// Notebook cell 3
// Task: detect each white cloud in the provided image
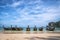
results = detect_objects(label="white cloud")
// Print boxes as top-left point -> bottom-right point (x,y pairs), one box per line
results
1,0 -> 60,27
10,1 -> 23,8
13,5 -> 60,26
0,12 -> 10,19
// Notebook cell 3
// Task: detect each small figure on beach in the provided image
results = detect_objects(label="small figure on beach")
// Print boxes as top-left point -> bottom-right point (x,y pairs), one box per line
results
11,25 -> 23,31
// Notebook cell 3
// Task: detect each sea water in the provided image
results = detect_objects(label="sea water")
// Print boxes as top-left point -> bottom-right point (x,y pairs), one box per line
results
0,26 -> 3,32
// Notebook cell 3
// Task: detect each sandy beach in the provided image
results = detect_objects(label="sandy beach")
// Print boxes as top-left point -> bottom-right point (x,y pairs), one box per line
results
0,31 -> 60,40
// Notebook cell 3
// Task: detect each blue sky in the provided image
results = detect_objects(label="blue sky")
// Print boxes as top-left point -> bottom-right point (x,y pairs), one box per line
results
0,0 -> 60,27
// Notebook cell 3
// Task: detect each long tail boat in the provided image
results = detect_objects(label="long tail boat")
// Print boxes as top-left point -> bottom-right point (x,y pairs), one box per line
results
33,25 -> 37,31
11,25 -> 23,31
3,25 -> 11,30
17,27 -> 23,31
46,26 -> 55,31
26,25 -> 30,31
3,25 -> 23,31
39,27 -> 43,31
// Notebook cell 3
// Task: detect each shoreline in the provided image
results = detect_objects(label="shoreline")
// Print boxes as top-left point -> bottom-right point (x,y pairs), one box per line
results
0,31 -> 60,34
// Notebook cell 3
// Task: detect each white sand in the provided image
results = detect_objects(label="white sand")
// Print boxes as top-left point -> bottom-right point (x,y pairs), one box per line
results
0,31 -> 60,40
